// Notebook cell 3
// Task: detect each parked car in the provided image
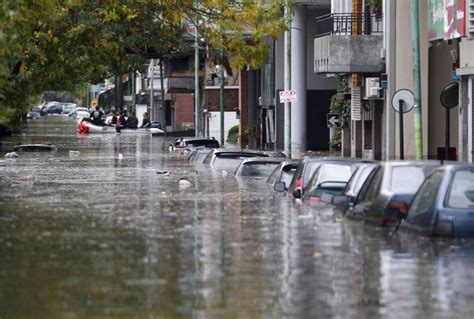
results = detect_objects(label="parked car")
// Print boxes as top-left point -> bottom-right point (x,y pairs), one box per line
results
285,157 -> 372,199
75,107 -> 90,121
235,157 -> 285,178
203,149 -> 269,171
329,163 -> 378,207
169,137 -> 220,152
26,107 -> 42,119
285,157 -> 326,198
62,103 -> 77,115
268,159 -> 301,191
348,161 -> 443,227
303,159 -> 370,203
398,164 -> 474,238
188,148 -> 213,163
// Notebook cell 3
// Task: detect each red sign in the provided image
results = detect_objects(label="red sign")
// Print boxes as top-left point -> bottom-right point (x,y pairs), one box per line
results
444,0 -> 466,40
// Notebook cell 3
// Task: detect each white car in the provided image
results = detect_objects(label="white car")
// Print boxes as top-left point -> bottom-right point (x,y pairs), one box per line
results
76,110 -> 90,121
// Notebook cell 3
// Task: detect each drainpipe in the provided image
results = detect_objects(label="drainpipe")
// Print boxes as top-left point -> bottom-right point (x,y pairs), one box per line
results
149,60 -> 154,121
411,0 -> 423,159
284,6 -> 292,158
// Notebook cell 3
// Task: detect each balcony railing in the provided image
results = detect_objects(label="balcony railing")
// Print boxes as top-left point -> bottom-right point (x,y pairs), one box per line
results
315,13 -> 383,38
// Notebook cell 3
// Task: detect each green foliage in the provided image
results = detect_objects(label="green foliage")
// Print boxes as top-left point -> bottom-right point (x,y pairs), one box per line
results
329,75 -> 351,151
227,124 -> 239,144
0,0 -> 289,134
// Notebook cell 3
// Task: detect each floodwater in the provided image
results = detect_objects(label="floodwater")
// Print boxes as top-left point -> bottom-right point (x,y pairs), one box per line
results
1,117 -> 474,318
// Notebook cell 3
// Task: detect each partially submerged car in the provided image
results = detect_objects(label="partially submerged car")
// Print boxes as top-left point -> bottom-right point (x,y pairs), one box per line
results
302,159 -> 369,203
203,149 -> 269,171
169,137 -> 220,152
268,159 -> 301,191
398,164 -> 474,238
188,148 -> 213,164
235,157 -> 285,178
329,163 -> 378,207
348,161 -> 442,227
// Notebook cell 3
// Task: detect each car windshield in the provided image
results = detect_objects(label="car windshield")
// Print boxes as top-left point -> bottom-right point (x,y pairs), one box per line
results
390,166 -> 426,193
447,170 -> 474,209
305,163 -> 355,197
213,156 -> 245,170
239,162 -> 280,177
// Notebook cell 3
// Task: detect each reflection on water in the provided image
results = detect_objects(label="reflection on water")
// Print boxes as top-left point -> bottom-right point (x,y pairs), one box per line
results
1,117 -> 474,318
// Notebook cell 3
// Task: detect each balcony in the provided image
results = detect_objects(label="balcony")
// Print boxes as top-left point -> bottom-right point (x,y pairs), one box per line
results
314,13 -> 384,74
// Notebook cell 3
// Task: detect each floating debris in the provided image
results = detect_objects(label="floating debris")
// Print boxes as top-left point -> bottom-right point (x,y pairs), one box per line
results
5,152 -> 19,159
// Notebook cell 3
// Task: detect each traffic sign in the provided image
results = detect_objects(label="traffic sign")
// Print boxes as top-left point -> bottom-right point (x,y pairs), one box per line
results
327,113 -> 340,128
279,90 -> 297,103
91,99 -> 98,107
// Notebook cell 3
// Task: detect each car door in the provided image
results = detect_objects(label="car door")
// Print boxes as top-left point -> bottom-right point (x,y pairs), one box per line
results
403,170 -> 445,234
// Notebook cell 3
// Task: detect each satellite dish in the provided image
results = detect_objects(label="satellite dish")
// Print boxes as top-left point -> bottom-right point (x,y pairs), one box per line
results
391,89 -> 415,113
440,82 -> 459,109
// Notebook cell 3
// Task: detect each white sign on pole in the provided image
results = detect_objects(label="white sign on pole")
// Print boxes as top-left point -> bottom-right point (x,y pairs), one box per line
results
279,90 -> 297,103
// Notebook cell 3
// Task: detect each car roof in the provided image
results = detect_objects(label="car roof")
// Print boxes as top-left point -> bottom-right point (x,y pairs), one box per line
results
240,157 -> 285,164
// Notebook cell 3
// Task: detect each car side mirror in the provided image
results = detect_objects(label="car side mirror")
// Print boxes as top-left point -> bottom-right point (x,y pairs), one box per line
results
274,182 -> 286,193
333,195 -> 350,206
386,200 -> 409,219
292,188 -> 302,199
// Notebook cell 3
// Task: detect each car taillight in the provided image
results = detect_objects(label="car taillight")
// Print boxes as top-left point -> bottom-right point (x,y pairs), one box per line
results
385,200 -> 408,216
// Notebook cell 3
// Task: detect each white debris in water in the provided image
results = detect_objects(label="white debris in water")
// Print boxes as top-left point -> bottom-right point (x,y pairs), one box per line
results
179,178 -> 192,189
118,154 -> 123,160
221,170 -> 228,176
5,152 -> 19,159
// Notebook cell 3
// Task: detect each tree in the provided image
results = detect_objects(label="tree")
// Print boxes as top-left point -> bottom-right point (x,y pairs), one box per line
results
0,0 -> 289,134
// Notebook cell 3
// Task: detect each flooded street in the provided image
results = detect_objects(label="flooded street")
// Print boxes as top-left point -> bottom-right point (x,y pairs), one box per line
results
1,117 -> 474,318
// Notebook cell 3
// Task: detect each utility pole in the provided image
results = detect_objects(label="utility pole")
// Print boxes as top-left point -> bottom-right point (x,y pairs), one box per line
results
411,0 -> 423,159
159,58 -> 167,133
284,6 -> 291,158
131,69 -> 136,113
194,25 -> 200,137
220,49 -> 225,146
149,59 -> 154,121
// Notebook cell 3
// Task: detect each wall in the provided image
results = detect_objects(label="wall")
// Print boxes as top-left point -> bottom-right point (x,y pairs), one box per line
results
208,112 -> 239,143
428,41 -> 459,159
395,0 -> 429,159
174,93 -> 194,130
307,8 -> 337,90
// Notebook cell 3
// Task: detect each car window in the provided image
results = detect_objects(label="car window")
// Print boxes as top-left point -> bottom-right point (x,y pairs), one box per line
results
358,166 -> 383,204
281,167 -> 297,189
186,140 -> 220,148
346,165 -> 376,197
409,170 -> 445,217
240,163 -> 280,177
202,151 -> 214,164
267,164 -> 281,185
303,162 -> 322,188
289,162 -> 305,190
390,166 -> 426,193
447,170 -> 474,209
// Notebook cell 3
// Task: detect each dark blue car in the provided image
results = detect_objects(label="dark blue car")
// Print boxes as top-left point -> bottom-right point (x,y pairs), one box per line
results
399,164 -> 474,238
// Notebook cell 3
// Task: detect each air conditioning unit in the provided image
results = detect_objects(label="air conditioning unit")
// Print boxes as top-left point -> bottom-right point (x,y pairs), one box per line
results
365,77 -> 380,98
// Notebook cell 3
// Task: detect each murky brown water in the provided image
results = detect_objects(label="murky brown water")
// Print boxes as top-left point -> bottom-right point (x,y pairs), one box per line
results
1,116 -> 474,318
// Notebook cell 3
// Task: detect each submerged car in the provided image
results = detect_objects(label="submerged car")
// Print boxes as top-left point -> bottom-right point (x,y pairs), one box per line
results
268,159 -> 301,191
235,157 -> 284,178
188,148 -> 213,163
330,163 -> 378,207
303,159 -> 369,202
348,161 -> 442,227
169,137 -> 220,151
203,149 -> 269,171
398,164 -> 474,238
